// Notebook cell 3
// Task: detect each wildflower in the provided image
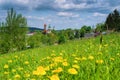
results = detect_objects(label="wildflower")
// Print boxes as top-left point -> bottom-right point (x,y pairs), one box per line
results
96,60 -> 104,64
53,57 -> 63,63
88,55 -> 94,60
4,64 -> 9,68
72,54 -> 76,57
52,67 -> 63,73
68,68 -> 78,75
44,66 -> 50,71
33,71 -> 39,76
12,69 -> 16,72
14,74 -> 20,78
24,73 -> 30,77
4,71 -> 9,75
8,60 -> 12,63
62,61 -> 69,66
37,66 -> 46,75
75,57 -> 81,61
14,55 -> 18,58
60,53 -> 63,56
49,74 -> 60,80
31,79 -> 36,80
81,57 -> 87,60
73,60 -> 78,63
24,61 -> 29,65
18,67 -> 23,71
72,64 -> 80,69
110,58 -> 115,61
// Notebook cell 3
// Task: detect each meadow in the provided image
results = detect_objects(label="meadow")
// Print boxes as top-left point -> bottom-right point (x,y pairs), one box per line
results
0,33 -> 120,80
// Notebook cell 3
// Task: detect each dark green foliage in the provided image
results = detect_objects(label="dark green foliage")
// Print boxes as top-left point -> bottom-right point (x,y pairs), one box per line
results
105,9 -> 120,31
80,27 -> 85,38
0,8 -> 28,54
95,23 -> 106,32
65,28 -> 75,40
74,29 -> 80,38
58,34 -> 66,44
27,32 -> 42,48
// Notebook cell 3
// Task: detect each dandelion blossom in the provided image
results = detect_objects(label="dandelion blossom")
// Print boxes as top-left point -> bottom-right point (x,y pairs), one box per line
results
62,61 -> 69,66
52,67 -> 63,73
68,68 -> 78,75
14,74 -> 20,78
72,64 -> 80,69
49,74 -> 60,80
4,64 -> 9,68
88,55 -> 94,60
37,66 -> 46,75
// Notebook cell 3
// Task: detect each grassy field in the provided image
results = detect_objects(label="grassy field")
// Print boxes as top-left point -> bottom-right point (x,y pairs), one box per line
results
0,33 -> 120,80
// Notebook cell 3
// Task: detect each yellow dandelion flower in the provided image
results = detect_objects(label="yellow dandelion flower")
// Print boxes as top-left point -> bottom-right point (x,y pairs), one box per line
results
52,67 -> 63,73
8,60 -> 12,63
14,55 -> 18,58
14,74 -> 20,78
96,60 -> 104,64
72,64 -> 80,69
68,68 -> 78,75
31,79 -> 36,80
33,71 -> 39,76
44,66 -> 50,71
18,67 -> 23,71
110,58 -> 115,61
53,56 -> 63,63
50,63 -> 57,68
52,50 -> 55,53
75,57 -> 81,61
49,74 -> 60,80
37,66 -> 46,75
73,60 -> 78,63
88,55 -> 94,60
12,69 -> 16,72
72,54 -> 76,57
4,71 -> 9,75
62,61 -> 69,66
4,64 -> 9,68
24,61 -> 29,65
117,53 -> 119,56
81,57 -> 87,60
24,73 -> 30,77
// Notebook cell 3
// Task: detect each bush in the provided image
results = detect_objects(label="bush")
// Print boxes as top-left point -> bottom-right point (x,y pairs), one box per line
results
58,35 -> 66,44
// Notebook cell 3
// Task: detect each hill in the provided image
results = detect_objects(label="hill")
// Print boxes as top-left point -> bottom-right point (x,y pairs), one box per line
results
0,33 -> 120,80
28,27 -> 44,32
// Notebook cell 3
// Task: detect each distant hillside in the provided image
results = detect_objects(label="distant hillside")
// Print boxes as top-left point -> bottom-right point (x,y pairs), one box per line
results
28,27 -> 44,32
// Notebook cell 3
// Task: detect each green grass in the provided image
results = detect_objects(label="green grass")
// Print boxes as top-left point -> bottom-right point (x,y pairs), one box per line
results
0,33 -> 120,80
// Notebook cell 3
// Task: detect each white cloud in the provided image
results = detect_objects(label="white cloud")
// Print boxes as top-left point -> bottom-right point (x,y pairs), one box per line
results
26,16 -> 45,21
57,12 -> 79,18
16,0 -> 29,4
93,12 -> 107,17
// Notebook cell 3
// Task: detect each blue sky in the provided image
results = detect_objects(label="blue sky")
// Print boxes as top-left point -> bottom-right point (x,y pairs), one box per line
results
0,0 -> 120,30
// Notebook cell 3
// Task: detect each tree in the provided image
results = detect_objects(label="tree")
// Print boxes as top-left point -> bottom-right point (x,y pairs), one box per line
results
105,9 -> 120,31
74,29 -> 80,39
95,23 -> 106,32
0,8 -> 28,53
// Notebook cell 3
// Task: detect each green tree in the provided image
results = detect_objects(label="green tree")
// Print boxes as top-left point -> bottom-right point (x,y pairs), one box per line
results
0,8 -> 28,53
105,9 -> 120,31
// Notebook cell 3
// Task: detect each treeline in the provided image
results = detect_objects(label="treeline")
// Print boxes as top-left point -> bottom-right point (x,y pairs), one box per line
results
0,9 -> 120,54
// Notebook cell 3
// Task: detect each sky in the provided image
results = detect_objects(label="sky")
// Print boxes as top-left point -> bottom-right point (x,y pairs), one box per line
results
0,0 -> 120,30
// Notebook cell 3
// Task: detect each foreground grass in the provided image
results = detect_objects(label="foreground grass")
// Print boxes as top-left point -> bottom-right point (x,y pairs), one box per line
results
0,33 -> 120,80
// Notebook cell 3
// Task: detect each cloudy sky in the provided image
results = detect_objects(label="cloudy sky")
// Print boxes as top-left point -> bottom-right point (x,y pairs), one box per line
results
0,0 -> 120,30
